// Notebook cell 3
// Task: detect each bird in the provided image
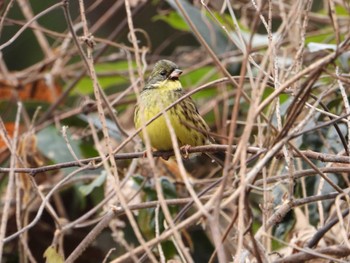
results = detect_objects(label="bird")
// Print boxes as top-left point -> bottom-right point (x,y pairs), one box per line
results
134,59 -> 212,153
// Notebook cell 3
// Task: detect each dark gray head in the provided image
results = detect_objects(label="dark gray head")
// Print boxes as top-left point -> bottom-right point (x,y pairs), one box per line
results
144,60 -> 183,89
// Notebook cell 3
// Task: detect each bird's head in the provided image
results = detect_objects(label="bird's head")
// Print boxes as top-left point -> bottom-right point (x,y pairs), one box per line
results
144,60 -> 183,90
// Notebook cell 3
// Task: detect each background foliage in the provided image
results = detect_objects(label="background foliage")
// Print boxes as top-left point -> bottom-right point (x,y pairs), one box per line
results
1,0 -> 350,262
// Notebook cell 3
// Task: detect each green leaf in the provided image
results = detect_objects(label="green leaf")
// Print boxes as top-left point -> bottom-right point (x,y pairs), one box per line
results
160,177 -> 177,199
134,176 -> 179,241
73,61 -> 132,95
335,4 -> 349,16
78,171 -> 107,196
261,87 -> 289,110
153,12 -> 190,31
37,126 -> 83,174
78,113 -> 124,141
79,140 -> 99,158
159,240 -> 177,259
166,0 -> 236,57
305,30 -> 334,44
181,66 -> 216,87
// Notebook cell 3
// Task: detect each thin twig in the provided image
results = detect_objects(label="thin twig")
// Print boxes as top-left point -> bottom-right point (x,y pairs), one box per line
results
0,102 -> 21,261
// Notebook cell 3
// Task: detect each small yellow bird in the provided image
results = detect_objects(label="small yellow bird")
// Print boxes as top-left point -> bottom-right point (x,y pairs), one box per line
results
134,60 -> 212,151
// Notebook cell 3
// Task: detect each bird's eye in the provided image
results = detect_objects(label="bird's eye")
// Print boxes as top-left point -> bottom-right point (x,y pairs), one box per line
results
160,70 -> 167,76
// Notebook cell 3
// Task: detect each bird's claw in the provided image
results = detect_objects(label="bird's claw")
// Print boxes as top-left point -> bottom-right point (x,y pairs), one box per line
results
180,144 -> 191,159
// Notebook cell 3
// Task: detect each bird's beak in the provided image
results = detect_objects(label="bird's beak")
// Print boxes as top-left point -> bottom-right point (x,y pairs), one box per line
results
169,69 -> 182,80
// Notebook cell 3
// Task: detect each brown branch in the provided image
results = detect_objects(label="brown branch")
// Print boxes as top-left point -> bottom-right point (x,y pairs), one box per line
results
0,2 -> 64,51
273,245 -> 350,263
255,167 -> 350,186
306,208 -> 350,249
3,143 -> 350,175
65,192 -> 228,263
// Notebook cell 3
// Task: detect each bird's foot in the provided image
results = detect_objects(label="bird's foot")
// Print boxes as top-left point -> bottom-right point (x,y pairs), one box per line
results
180,144 -> 191,159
